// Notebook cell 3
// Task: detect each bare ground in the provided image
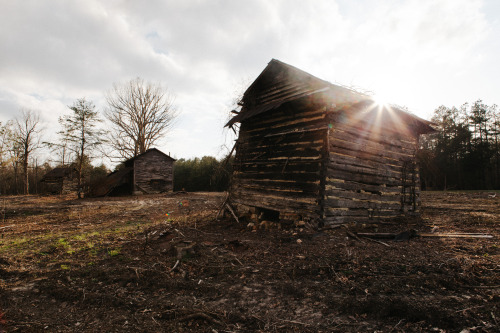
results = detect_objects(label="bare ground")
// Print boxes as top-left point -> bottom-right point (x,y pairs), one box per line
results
0,191 -> 498,332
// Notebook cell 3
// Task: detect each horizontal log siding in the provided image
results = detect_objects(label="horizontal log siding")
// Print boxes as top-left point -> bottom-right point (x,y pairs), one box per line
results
324,114 -> 420,224
133,150 -> 174,194
231,100 -> 328,220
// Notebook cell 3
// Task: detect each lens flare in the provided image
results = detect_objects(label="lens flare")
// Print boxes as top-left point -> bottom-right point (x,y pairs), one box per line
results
372,93 -> 389,108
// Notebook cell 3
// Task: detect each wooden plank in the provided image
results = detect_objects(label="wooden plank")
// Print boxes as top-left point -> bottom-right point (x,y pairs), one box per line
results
236,161 -> 322,173
246,115 -> 326,136
328,160 -> 402,180
231,193 -> 320,217
325,180 -> 402,195
329,151 -> 404,173
328,113 -> 420,141
324,208 -> 401,217
329,137 -> 414,161
329,145 -> 404,167
232,188 -> 318,204
325,189 -> 401,202
329,123 -> 417,151
243,105 -> 326,131
238,139 -> 324,151
235,178 -> 321,193
325,197 -> 401,210
242,146 -> 323,159
323,215 -> 399,224
233,171 -> 321,182
326,169 -> 402,187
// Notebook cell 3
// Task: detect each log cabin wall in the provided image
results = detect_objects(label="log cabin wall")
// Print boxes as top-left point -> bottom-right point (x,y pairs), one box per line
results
133,150 -> 174,194
324,109 -> 421,224
43,180 -> 64,194
231,97 -> 329,221
61,178 -> 79,194
227,59 -> 434,225
40,168 -> 78,195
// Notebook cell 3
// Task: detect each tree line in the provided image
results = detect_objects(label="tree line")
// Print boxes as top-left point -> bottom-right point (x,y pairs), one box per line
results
418,100 -> 500,190
2,83 -> 499,196
173,156 -> 233,192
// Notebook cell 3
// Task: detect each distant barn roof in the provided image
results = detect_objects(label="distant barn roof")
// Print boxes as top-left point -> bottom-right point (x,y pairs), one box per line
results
123,148 -> 176,167
41,167 -> 77,181
226,59 -> 434,134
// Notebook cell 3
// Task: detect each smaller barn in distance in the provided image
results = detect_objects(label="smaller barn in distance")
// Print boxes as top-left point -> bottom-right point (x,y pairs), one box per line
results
93,148 -> 175,196
40,167 -> 79,195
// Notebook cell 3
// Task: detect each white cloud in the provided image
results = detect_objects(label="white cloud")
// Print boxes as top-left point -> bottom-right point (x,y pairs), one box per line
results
0,0 -> 498,163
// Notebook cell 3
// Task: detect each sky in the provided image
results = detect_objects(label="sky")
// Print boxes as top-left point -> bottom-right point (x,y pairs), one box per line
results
1,0 -> 499,165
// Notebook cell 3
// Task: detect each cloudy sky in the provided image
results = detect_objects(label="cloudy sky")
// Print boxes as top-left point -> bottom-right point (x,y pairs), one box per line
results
1,0 -> 499,164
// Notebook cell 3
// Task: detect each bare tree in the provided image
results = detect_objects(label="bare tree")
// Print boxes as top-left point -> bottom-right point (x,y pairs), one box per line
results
14,109 -> 43,194
105,77 -> 177,159
0,121 -> 14,194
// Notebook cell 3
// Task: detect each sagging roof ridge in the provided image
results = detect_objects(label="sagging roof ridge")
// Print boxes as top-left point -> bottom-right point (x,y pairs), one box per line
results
226,59 -> 434,132
124,148 -> 176,165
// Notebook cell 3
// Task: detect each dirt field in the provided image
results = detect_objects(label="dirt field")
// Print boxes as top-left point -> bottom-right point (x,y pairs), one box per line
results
0,191 -> 498,332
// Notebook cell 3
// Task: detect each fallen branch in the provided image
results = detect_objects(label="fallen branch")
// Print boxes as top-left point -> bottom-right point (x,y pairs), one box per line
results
362,237 -> 390,247
356,232 -> 396,239
319,224 -> 344,231
357,232 -> 494,240
342,225 -> 364,243
216,193 -> 230,220
177,312 -> 223,326
463,285 -> 500,289
278,318 -> 312,327
225,203 -> 240,224
230,254 -> 244,266
0,225 -> 14,230
419,233 -> 494,239
170,260 -> 180,271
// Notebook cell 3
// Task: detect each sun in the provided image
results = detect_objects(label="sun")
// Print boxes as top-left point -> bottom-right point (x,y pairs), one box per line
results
372,93 -> 390,108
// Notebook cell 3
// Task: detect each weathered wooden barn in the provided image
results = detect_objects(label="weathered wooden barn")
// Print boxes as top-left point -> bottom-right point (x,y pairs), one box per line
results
40,167 -> 79,194
92,148 -> 175,196
226,59 -> 435,225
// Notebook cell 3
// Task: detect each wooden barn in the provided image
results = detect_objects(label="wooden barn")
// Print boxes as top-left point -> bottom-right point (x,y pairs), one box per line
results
40,167 -> 79,194
226,59 -> 435,226
92,148 -> 175,196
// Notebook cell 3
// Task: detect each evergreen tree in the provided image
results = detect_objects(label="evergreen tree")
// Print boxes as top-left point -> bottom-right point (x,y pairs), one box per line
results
58,98 -> 106,198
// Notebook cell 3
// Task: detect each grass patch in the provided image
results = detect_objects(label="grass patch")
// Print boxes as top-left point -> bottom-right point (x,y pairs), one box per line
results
107,248 -> 121,257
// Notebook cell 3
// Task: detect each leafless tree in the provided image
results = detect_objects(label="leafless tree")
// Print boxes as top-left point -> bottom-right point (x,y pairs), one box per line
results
104,77 -> 177,159
14,109 -> 43,195
0,121 -> 14,194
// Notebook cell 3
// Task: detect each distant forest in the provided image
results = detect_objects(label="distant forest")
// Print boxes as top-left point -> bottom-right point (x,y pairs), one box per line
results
418,100 -> 500,190
173,156 -> 233,192
1,99 -> 499,195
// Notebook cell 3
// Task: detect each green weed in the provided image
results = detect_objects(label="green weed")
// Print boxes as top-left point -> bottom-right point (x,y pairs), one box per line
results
107,248 -> 121,257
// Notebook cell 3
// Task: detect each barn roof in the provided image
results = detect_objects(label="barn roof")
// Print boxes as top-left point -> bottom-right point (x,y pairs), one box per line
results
41,167 -> 77,181
124,148 -> 176,167
226,59 -> 435,134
